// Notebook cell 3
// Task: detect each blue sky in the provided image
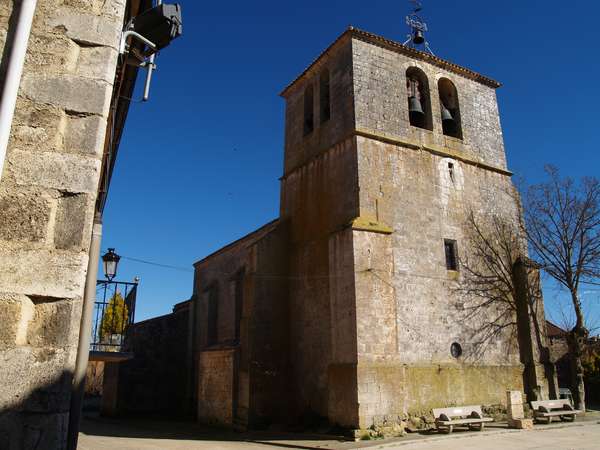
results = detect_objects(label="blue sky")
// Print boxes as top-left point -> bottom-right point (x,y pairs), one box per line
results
102,0 -> 600,327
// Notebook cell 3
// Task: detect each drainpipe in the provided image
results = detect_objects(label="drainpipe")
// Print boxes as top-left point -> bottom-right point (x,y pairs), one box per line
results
67,215 -> 103,450
0,0 -> 37,181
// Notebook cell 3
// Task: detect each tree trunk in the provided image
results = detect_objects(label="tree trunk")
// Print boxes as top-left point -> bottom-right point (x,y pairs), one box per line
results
568,290 -> 587,411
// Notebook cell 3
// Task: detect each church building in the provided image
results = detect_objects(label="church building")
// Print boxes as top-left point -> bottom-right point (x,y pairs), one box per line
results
113,27 -> 556,432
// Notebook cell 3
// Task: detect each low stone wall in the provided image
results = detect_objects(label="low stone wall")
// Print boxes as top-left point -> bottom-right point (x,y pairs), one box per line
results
356,363 -> 524,429
114,302 -> 191,416
197,348 -> 236,426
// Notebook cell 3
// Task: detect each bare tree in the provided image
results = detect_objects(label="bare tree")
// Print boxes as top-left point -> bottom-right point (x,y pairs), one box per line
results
522,166 -> 600,411
459,208 -> 555,401
459,210 -> 522,357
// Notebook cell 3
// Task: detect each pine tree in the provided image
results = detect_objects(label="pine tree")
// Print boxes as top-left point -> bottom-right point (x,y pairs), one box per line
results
99,292 -> 129,349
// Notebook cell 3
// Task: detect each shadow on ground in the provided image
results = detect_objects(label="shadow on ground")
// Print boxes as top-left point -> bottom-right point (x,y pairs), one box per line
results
80,413 -> 354,450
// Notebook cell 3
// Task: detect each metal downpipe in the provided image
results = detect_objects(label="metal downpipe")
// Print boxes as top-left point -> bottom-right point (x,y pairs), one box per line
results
0,0 -> 38,181
67,216 -> 103,450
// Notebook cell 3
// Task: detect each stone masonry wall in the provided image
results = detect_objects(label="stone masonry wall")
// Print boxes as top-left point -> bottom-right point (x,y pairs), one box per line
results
352,141 -> 525,424
282,37 -> 355,176
115,302 -> 191,416
279,137 -> 359,420
193,220 -> 289,428
351,36 -> 507,171
349,35 -> 530,426
0,1 -> 126,448
197,348 -> 235,426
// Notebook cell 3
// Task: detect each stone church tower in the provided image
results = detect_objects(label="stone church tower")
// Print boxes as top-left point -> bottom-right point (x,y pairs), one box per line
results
279,27 -> 551,428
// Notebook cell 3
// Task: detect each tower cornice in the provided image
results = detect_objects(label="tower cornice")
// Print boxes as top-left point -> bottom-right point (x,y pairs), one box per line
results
280,26 -> 501,98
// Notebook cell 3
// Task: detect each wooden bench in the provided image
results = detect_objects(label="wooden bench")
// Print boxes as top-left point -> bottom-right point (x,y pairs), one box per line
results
531,399 -> 581,423
432,405 -> 494,433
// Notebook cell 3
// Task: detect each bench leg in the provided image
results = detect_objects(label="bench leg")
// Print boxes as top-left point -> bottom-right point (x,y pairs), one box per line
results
447,425 -> 453,434
478,422 -> 485,431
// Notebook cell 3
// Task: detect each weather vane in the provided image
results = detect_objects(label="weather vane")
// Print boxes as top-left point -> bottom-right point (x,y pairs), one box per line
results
403,0 -> 435,55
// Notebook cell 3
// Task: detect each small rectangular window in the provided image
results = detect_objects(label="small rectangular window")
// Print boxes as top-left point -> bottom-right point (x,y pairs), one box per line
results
303,85 -> 314,136
319,70 -> 331,124
444,239 -> 458,271
448,162 -> 455,182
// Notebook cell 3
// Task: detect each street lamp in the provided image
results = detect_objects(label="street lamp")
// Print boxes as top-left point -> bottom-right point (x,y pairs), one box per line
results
102,248 -> 121,281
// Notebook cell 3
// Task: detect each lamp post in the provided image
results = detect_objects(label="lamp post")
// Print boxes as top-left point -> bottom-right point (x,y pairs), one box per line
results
102,248 -> 121,281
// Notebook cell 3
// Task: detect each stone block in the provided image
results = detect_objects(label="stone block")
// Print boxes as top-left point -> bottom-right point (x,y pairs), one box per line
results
507,390 -> 523,405
0,410 -> 69,450
507,403 -> 525,420
77,45 -> 119,83
12,98 -> 63,134
54,193 -> 88,250
23,412 -> 69,450
27,299 -> 74,348
508,418 -> 533,430
47,8 -> 121,48
10,124 -> 53,150
64,114 -> 106,156
25,33 -> 79,73
62,0 -> 126,20
8,149 -> 101,194
0,346 -> 73,413
0,249 -> 87,299
0,294 -> 35,351
0,191 -> 52,242
21,73 -> 112,116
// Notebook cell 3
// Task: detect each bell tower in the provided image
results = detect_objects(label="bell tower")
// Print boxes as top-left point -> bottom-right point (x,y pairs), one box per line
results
278,23 -> 545,429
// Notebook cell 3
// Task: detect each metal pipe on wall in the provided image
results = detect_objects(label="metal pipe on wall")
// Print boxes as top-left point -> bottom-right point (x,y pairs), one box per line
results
67,216 -> 103,450
0,0 -> 38,181
142,0 -> 161,101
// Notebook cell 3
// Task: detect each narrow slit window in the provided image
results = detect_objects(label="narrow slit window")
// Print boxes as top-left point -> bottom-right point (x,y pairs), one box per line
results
319,70 -> 331,124
303,84 -> 314,136
444,239 -> 458,271
234,272 -> 244,343
207,285 -> 219,345
448,162 -> 455,182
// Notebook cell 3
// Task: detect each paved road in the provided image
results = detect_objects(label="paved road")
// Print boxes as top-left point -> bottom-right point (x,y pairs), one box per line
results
78,418 -> 600,450
376,423 -> 600,450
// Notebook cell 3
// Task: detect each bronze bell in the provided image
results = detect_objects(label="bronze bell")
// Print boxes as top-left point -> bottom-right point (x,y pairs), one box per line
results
441,104 -> 454,122
409,96 -> 424,117
412,29 -> 425,45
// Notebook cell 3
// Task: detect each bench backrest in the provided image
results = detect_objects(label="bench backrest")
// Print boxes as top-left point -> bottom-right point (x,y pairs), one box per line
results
432,405 -> 484,419
530,399 -> 571,410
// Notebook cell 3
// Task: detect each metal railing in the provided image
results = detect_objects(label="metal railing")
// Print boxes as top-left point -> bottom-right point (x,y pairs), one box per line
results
90,280 -> 138,352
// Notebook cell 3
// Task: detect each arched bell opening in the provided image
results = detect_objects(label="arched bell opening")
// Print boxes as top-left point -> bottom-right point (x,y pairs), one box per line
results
406,67 -> 433,131
438,78 -> 463,140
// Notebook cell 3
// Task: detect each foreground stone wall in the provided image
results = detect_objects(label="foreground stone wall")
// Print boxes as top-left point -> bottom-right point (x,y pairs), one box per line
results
0,0 -> 126,447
